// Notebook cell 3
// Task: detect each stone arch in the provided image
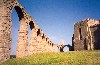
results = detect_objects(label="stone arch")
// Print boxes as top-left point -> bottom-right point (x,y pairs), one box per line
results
27,21 -> 35,53
29,21 -> 35,30
46,38 -> 48,41
11,5 -> 29,58
28,21 -> 38,55
50,42 -> 52,46
10,6 -> 21,57
52,43 -> 54,46
14,6 -> 24,21
37,29 -> 40,36
42,34 -> 45,39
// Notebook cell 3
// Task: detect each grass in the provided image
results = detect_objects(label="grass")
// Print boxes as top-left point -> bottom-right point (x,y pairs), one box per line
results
0,50 -> 100,65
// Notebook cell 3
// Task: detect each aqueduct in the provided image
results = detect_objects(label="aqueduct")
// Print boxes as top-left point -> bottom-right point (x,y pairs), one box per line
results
0,0 -> 57,62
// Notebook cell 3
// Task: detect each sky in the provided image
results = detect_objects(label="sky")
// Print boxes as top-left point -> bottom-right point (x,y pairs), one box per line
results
11,0 -> 100,55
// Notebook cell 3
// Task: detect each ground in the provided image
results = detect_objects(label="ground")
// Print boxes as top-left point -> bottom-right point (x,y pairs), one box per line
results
0,50 -> 100,65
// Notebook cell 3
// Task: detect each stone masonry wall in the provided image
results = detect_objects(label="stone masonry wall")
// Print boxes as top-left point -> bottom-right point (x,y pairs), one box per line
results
73,18 -> 100,51
0,0 -> 54,63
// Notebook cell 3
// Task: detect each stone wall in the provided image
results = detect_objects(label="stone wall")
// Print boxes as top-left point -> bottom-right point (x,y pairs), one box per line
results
73,18 -> 100,51
0,0 -> 54,63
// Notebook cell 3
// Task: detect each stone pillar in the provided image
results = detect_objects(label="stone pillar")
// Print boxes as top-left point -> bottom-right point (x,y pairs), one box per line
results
0,0 -> 12,62
16,18 -> 28,58
37,34 -> 43,52
41,36 -> 47,52
88,27 -> 94,50
57,45 -> 64,52
29,28 -> 37,54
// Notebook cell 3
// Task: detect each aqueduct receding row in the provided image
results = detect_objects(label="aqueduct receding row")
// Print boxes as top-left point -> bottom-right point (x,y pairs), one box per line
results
0,0 -> 64,62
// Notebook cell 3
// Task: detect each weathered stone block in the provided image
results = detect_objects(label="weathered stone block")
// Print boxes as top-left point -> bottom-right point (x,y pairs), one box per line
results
73,18 -> 100,51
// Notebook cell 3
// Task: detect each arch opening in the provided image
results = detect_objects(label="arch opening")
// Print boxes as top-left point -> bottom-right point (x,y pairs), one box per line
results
37,29 -> 40,36
14,6 -> 24,21
42,34 -> 45,39
10,6 -> 24,58
29,21 -> 35,30
28,21 -> 35,51
63,46 -> 69,52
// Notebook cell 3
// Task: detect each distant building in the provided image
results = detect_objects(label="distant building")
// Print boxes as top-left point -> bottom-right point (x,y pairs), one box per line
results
73,18 -> 100,51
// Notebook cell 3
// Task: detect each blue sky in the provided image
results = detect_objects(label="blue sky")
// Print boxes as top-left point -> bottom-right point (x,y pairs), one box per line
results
11,0 -> 100,54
